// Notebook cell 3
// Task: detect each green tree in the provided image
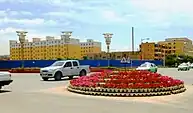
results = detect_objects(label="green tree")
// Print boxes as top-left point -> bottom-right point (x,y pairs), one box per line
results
83,56 -> 88,60
166,54 -> 193,67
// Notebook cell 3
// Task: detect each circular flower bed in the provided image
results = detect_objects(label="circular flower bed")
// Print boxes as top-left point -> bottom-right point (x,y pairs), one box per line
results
67,71 -> 186,97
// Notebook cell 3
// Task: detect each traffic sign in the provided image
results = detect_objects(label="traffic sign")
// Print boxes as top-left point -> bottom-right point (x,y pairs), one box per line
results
121,57 -> 130,64
121,57 -> 127,63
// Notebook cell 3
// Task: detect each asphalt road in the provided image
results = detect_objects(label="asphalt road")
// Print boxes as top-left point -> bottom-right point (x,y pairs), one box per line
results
0,68 -> 193,113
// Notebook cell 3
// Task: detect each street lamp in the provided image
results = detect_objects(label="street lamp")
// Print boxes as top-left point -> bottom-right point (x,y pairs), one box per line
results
103,33 -> 113,67
61,31 -> 72,59
16,31 -> 28,69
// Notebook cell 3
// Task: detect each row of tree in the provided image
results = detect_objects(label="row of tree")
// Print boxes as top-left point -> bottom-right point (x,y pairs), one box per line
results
165,54 -> 193,67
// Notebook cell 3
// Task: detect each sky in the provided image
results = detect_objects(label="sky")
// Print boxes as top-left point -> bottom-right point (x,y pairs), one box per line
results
1,0 -> 193,55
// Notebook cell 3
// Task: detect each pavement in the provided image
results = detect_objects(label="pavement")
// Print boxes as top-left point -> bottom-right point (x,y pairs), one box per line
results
0,68 -> 193,113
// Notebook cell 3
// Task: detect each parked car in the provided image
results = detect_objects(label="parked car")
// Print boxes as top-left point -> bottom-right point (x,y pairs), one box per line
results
40,60 -> 90,81
0,72 -> 13,89
136,62 -> 158,73
190,63 -> 193,68
178,63 -> 190,71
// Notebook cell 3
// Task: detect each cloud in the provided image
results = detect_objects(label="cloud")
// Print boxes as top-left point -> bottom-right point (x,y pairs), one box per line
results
101,10 -> 126,23
0,17 -> 59,27
0,0 -> 193,55
0,10 -> 6,16
130,0 -> 193,14
0,27 -> 25,34
129,0 -> 193,26
9,11 -> 33,16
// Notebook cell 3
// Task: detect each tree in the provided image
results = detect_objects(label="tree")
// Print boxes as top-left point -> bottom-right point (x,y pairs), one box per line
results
165,54 -> 193,67
83,56 -> 88,60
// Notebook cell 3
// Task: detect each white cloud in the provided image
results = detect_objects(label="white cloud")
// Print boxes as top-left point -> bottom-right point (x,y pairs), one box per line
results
101,10 -> 126,23
0,17 -> 59,26
0,27 -> 25,34
20,11 -> 33,15
9,11 -> 18,16
9,11 -> 33,16
0,10 -> 6,16
127,0 -> 193,27
130,0 -> 193,14
0,9 -> 33,16
1,17 -> 44,24
44,11 -> 75,17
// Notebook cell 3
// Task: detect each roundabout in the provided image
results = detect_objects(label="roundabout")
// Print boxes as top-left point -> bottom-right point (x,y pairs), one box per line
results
67,70 -> 186,97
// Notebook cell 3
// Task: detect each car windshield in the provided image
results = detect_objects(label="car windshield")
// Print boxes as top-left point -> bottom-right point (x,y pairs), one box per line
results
140,63 -> 148,67
51,62 -> 64,66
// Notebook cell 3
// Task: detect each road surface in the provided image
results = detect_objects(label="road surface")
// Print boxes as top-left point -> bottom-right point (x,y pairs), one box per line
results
0,68 -> 193,113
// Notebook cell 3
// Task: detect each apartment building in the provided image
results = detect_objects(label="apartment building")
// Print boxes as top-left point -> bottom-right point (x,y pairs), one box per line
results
140,37 -> 193,60
140,42 -> 175,60
10,36 -> 101,60
80,39 -> 101,57
160,38 -> 193,55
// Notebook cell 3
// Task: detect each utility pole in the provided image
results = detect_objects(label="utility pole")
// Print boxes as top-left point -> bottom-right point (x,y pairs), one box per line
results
132,27 -> 134,54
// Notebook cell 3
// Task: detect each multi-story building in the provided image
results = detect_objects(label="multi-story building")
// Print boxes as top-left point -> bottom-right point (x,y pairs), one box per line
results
140,42 -> 175,60
159,38 -> 193,56
80,39 -> 101,57
140,37 -> 193,60
87,51 -> 140,60
10,36 -> 101,60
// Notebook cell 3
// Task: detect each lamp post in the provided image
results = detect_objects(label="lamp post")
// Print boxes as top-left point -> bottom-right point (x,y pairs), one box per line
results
16,31 -> 28,69
61,31 -> 72,59
103,33 -> 113,67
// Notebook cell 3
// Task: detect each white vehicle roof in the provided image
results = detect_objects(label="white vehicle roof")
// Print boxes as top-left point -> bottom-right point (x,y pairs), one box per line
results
55,60 -> 78,63
179,63 -> 188,66
139,62 -> 156,67
51,60 -> 79,66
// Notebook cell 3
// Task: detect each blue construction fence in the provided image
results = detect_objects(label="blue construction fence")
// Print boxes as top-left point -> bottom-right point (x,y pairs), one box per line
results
0,60 -> 163,69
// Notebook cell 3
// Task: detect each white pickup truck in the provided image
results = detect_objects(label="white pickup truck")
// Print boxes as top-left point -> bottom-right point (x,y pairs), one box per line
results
0,72 -> 13,89
40,60 -> 90,81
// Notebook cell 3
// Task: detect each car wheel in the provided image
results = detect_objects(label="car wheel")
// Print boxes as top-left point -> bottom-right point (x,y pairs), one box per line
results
79,70 -> 86,76
68,76 -> 73,79
54,72 -> 62,81
42,77 -> 48,81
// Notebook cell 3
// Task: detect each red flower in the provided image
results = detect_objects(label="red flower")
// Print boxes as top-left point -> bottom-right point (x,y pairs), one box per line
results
69,70 -> 184,89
